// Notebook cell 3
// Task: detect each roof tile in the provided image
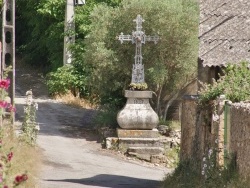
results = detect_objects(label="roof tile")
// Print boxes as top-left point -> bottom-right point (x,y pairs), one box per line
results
200,40 -> 250,67
199,0 -> 250,66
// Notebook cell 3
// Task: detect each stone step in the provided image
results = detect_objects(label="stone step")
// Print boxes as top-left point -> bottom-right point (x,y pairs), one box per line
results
127,147 -> 165,162
118,138 -> 162,148
117,128 -> 160,138
128,147 -> 164,155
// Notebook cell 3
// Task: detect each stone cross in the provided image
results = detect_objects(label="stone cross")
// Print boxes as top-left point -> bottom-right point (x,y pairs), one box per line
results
118,15 -> 159,83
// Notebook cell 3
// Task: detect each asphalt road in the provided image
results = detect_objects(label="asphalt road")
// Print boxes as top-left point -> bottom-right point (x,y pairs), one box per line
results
14,65 -> 171,188
15,95 -> 171,188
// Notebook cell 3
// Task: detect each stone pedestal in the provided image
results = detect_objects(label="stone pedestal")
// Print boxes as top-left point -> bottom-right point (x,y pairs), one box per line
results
115,90 -> 162,162
117,90 -> 159,130
117,128 -> 159,138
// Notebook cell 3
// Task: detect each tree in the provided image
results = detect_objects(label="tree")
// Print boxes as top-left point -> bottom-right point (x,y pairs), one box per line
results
15,0 -> 121,70
16,0 -> 65,69
79,0 -> 199,117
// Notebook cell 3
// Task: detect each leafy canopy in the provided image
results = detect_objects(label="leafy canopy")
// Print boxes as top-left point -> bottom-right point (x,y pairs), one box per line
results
80,0 -> 199,109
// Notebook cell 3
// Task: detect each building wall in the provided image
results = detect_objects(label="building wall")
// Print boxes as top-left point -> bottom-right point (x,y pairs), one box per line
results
181,98 -> 250,177
230,103 -> 250,177
180,96 -> 197,161
180,96 -> 217,162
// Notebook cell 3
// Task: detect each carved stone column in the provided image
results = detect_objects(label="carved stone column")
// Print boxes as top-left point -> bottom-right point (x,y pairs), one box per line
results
117,90 -> 159,130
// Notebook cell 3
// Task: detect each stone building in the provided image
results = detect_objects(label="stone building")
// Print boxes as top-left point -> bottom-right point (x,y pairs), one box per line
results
180,0 -> 250,174
198,0 -> 250,85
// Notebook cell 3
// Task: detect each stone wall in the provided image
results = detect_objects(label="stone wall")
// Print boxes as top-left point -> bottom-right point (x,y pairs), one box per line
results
181,98 -> 250,177
180,96 -> 198,161
230,103 -> 250,177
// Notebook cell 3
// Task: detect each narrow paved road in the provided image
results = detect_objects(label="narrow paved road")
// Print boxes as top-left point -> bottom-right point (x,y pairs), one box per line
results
14,68 -> 171,188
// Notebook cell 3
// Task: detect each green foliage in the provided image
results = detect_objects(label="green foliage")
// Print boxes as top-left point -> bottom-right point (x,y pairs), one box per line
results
16,0 -> 121,70
163,137 -> 250,187
18,0 -> 198,118
165,147 -> 180,168
46,65 -> 90,97
47,65 -> 75,95
199,62 -> 250,104
0,79 -> 37,186
80,0 -> 199,109
16,0 -> 65,69
94,104 -> 119,129
162,158 -> 250,188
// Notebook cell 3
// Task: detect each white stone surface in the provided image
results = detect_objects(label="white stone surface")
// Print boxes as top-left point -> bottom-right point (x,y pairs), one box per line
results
117,90 -> 159,129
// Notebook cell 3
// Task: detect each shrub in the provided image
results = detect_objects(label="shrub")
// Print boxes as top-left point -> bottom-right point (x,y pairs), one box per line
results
199,62 -> 250,104
46,64 -> 91,98
94,104 -> 119,129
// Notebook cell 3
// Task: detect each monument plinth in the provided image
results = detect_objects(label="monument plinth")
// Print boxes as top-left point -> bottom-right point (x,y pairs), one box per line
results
116,14 -> 159,130
112,15 -> 163,161
117,90 -> 159,129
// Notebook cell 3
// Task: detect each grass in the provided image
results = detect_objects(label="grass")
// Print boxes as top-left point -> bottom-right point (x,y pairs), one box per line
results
0,125 -> 41,187
54,93 -> 95,109
159,120 -> 181,131
162,159 -> 250,188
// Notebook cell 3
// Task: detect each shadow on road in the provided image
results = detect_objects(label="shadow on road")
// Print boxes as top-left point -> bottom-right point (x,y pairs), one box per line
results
45,174 -> 161,188
15,95 -> 101,143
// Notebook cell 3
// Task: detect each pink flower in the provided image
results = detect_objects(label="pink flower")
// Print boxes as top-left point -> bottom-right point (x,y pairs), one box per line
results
3,186 -> 8,188
7,104 -> 16,112
7,152 -> 13,162
14,174 -> 28,184
0,101 -> 8,108
0,79 -> 10,90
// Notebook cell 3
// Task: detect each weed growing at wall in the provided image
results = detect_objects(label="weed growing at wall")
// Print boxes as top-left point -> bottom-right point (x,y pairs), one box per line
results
199,61 -> 250,104
162,159 -> 250,188
162,153 -> 250,188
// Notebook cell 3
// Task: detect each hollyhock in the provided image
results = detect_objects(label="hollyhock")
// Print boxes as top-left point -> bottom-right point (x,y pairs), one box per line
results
0,101 -> 8,108
7,152 -> 13,162
7,104 -> 16,112
0,79 -> 10,90
14,174 -> 28,185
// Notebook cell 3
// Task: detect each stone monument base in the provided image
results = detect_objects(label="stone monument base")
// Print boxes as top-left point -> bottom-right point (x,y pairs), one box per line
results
106,128 -> 168,162
117,90 -> 159,130
117,128 -> 159,138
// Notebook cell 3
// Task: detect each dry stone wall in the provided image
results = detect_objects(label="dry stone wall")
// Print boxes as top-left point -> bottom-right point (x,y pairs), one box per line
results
180,96 -> 198,161
181,97 -> 250,177
230,103 -> 250,177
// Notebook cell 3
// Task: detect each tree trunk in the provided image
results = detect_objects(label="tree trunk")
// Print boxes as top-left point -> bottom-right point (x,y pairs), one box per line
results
163,78 -> 196,120
156,85 -> 163,116
163,92 -> 179,120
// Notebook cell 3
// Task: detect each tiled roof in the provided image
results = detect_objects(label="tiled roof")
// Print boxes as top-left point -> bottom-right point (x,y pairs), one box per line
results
199,0 -> 250,67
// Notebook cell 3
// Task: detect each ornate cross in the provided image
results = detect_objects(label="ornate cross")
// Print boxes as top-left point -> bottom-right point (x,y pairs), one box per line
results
118,15 -> 159,83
